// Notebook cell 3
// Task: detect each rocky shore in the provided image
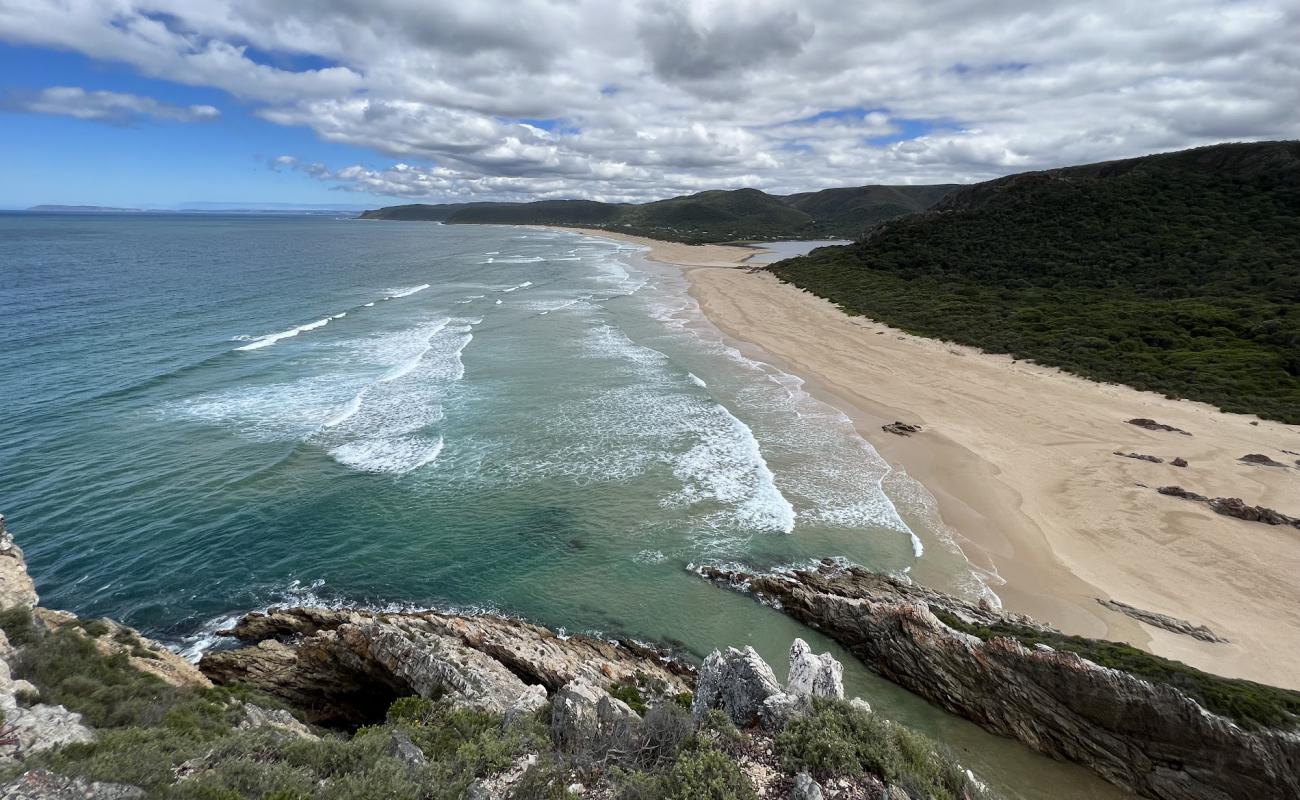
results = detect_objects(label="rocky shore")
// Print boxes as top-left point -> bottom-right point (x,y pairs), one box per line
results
697,560 -> 1300,800
199,606 -> 693,727
0,515 -> 988,799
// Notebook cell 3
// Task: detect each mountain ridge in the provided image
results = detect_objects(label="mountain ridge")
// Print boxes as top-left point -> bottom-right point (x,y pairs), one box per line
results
359,183 -> 957,242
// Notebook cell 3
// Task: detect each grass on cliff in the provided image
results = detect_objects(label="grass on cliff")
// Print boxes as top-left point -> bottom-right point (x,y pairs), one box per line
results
777,698 -> 986,800
930,608 -> 1300,731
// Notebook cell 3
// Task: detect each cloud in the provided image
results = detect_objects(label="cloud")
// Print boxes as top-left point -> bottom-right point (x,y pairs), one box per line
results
2,86 -> 220,124
1,0 -> 1297,200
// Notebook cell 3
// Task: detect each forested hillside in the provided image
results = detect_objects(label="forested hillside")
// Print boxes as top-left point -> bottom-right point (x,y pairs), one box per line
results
770,141 -> 1300,423
360,184 -> 954,242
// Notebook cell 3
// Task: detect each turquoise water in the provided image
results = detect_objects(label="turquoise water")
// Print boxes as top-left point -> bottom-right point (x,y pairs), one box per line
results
0,214 -> 1125,798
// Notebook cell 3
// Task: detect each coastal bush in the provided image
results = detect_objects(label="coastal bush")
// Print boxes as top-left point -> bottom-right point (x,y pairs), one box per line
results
609,681 -> 649,715
615,743 -> 756,800
12,625 -> 236,731
776,699 -> 985,800
77,618 -> 111,637
769,143 -> 1300,423
930,609 -> 1300,730
0,605 -> 37,646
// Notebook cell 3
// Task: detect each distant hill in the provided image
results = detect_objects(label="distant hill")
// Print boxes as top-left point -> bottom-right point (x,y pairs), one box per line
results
359,184 -> 955,242
770,141 -> 1300,423
27,205 -> 142,213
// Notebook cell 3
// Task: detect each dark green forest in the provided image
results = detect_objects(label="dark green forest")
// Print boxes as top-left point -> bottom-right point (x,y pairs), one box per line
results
770,142 -> 1300,423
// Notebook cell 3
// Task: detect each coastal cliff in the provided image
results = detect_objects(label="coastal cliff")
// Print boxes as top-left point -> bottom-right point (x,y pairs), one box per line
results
0,516 -> 987,799
697,560 -> 1300,800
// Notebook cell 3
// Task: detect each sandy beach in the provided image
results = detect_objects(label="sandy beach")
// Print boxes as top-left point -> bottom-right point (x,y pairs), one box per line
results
568,228 -> 1300,690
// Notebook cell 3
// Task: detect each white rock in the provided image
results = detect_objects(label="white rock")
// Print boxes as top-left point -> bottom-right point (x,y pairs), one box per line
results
786,639 -> 843,700
790,771 -> 825,800
691,646 -> 783,727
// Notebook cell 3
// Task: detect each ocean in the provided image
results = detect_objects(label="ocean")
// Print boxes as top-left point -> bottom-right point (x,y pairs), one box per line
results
0,213 -> 1123,799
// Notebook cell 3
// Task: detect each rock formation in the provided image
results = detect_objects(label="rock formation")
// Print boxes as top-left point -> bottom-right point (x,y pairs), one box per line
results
881,421 -> 922,436
1126,418 -> 1192,435
697,560 -> 1300,800
201,606 -> 691,726
0,516 -> 38,611
1171,457 -> 1188,467
1114,451 -> 1163,463
1238,453 -> 1288,467
691,639 -> 847,730
1095,599 -> 1228,643
1157,486 -> 1300,528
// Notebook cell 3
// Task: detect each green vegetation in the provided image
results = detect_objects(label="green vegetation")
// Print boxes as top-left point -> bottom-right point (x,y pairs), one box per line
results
776,699 -> 986,800
770,141 -> 1300,423
930,608 -> 1300,730
2,608 -> 993,798
0,605 -> 38,646
359,184 -> 954,243
615,744 -> 755,800
609,681 -> 649,716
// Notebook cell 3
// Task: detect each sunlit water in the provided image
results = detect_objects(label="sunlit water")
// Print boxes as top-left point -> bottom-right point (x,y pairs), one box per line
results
0,214 -> 1127,798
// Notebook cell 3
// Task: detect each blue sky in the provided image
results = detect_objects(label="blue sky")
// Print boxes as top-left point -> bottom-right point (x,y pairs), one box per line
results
0,1 -> 1293,207
0,44 -> 384,209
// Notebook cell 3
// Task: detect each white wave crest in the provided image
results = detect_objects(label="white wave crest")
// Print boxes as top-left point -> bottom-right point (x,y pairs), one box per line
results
388,284 -> 430,299
236,316 -> 332,351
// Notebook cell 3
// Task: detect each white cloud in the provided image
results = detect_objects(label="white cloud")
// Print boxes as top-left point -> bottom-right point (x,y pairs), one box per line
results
1,0 -> 1297,200
3,86 -> 220,124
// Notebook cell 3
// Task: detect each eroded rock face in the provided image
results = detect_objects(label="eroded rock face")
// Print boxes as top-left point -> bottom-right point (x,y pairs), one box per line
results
694,639 -> 849,730
786,639 -> 843,701
0,517 -> 38,611
202,607 -> 691,727
698,560 -> 1300,800
691,646 -> 782,727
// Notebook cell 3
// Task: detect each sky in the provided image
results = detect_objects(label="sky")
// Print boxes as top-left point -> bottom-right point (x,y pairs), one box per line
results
1,0 -> 1297,209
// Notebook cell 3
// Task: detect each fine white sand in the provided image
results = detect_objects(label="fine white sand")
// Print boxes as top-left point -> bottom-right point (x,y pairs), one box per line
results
572,228 -> 1300,690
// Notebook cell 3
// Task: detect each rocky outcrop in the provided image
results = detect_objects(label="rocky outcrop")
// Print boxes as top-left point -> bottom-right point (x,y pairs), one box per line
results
1126,418 -> 1192,435
1171,457 -> 1188,467
692,639 -> 847,730
1096,599 -> 1228,643
202,606 -> 691,727
691,646 -> 782,727
0,517 -> 37,611
881,421 -> 922,436
550,667 -> 640,752
698,560 -> 1300,800
1114,451 -> 1163,463
1158,486 -> 1300,529
1238,453 -> 1288,467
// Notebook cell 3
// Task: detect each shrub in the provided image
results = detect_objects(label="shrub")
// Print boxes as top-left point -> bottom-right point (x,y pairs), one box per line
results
78,619 -> 111,638
385,696 -> 434,725
610,682 -> 648,715
11,625 -> 236,732
0,606 -> 36,646
621,744 -> 755,800
776,699 -> 984,800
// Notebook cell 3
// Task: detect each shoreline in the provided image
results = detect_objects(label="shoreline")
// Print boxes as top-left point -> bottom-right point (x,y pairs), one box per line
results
561,226 -> 1300,690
